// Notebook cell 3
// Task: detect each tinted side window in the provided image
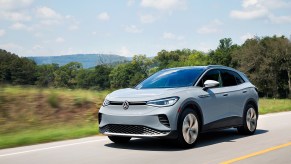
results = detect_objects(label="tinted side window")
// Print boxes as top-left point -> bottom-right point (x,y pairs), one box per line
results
197,69 -> 220,87
221,70 -> 237,87
234,72 -> 245,85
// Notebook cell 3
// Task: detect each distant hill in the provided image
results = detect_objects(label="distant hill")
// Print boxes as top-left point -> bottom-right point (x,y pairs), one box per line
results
28,54 -> 130,68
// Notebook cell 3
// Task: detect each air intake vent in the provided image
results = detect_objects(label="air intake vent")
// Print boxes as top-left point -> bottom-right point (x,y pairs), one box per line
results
99,124 -> 169,135
98,113 -> 102,124
158,114 -> 170,127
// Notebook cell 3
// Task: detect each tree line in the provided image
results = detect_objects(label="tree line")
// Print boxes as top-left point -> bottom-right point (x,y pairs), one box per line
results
0,35 -> 290,98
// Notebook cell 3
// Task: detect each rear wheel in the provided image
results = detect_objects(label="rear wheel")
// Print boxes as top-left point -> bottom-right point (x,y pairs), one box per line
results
108,136 -> 131,144
237,104 -> 257,135
176,109 -> 200,148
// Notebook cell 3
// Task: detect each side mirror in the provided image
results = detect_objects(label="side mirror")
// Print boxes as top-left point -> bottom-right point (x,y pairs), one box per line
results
203,80 -> 219,91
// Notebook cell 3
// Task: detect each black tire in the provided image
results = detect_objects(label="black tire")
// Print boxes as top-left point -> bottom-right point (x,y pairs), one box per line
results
237,104 -> 258,135
176,108 -> 200,148
108,136 -> 131,144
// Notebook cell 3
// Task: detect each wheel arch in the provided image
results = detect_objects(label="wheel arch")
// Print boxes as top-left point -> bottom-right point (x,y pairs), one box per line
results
177,98 -> 204,127
245,98 -> 259,116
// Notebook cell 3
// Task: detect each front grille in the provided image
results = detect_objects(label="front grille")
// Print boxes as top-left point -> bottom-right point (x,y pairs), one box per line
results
100,124 -> 169,135
109,101 -> 146,105
158,114 -> 170,127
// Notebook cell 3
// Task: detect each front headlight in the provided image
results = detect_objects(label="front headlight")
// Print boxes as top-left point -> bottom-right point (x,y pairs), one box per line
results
102,99 -> 110,107
147,97 -> 179,107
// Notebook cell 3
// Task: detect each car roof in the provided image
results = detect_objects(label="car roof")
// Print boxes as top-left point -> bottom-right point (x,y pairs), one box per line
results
161,65 -> 249,82
164,65 -> 234,71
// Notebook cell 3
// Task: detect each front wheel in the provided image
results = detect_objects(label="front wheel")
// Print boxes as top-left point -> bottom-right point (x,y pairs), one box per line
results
237,104 -> 258,135
176,109 -> 200,148
108,136 -> 131,144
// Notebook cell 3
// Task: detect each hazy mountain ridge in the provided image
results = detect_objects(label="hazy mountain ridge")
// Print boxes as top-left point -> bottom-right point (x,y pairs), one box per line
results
28,54 -> 130,68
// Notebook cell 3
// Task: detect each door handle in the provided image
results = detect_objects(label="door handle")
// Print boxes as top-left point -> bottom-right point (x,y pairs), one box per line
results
223,93 -> 228,96
198,95 -> 210,98
242,90 -> 247,93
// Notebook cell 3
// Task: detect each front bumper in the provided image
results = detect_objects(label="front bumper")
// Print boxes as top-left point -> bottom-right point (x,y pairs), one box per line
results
98,99 -> 181,138
99,113 -> 173,138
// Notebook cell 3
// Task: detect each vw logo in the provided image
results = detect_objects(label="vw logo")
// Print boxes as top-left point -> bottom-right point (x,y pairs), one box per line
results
123,100 -> 129,110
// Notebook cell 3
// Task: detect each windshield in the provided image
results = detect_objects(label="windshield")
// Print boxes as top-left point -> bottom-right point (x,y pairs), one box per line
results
136,67 -> 205,89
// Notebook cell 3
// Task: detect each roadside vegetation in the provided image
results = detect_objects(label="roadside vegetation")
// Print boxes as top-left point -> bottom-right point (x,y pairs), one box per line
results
0,86 -> 109,149
259,99 -> 291,114
0,86 -> 290,149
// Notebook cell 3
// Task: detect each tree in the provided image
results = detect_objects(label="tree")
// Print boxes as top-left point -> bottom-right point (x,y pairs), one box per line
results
109,63 -> 135,88
10,57 -> 37,85
54,62 -> 82,88
209,38 -> 239,67
232,36 -> 290,98
154,49 -> 209,70
36,64 -> 59,87
109,55 -> 153,88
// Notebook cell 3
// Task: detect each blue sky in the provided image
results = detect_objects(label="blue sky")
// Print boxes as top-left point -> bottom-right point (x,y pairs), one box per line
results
0,0 -> 291,57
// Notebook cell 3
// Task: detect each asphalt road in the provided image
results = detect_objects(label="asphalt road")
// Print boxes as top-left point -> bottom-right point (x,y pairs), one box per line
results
1,112 -> 291,164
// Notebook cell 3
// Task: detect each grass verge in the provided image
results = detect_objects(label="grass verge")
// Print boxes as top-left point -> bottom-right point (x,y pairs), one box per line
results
259,99 -> 291,114
0,124 -> 99,149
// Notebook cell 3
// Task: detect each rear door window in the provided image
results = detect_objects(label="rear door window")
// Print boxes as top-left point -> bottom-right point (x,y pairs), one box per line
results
220,70 -> 240,87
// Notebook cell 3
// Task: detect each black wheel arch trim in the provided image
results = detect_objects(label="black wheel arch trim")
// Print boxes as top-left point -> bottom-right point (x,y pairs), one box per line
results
177,98 -> 204,126
245,98 -> 259,116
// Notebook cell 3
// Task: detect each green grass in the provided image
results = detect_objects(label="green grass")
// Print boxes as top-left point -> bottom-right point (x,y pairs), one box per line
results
259,98 -> 291,114
0,124 -> 99,149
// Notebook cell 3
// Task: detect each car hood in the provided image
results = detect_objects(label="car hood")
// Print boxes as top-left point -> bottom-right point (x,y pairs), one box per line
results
107,87 -> 192,101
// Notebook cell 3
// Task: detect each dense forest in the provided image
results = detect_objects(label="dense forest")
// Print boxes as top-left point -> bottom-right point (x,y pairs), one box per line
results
0,35 -> 290,98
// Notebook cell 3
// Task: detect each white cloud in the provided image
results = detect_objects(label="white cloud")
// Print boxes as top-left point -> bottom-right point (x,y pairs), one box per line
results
10,22 -> 30,30
0,11 -> 31,21
97,12 -> 110,21
242,0 -> 258,8
0,0 -> 32,22
197,19 -> 223,34
36,6 -> 62,19
0,0 -> 33,10
141,0 -> 187,10
0,29 -> 5,37
118,46 -> 132,56
163,32 -> 184,40
55,37 -> 65,43
0,43 -> 23,54
230,8 -> 268,19
140,14 -> 157,23
230,0 -> 291,22
240,33 -> 255,41
124,25 -> 143,33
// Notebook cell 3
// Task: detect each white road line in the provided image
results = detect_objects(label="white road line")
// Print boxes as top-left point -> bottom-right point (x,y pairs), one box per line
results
0,138 -> 108,158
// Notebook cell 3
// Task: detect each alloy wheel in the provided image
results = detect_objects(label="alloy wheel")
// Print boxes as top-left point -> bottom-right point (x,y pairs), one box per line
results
182,113 -> 199,144
246,107 -> 257,132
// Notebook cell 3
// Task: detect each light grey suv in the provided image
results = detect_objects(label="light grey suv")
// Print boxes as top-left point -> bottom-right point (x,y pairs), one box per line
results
99,65 -> 259,148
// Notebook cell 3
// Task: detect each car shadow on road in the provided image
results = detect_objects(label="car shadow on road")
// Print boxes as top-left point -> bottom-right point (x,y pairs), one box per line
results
104,128 -> 268,151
